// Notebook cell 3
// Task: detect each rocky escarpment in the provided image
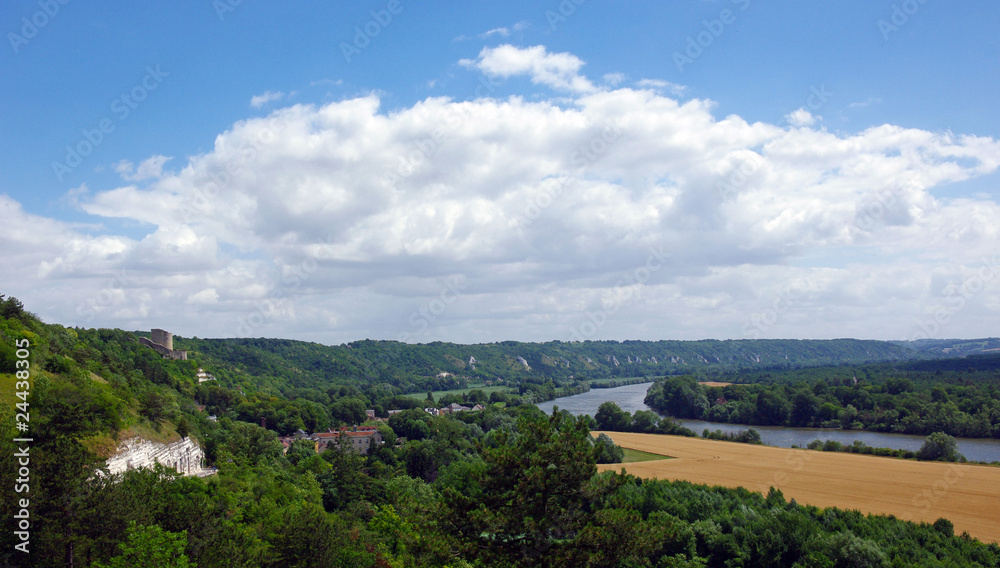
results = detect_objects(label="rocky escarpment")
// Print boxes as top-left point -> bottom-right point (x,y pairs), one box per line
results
104,437 -> 213,477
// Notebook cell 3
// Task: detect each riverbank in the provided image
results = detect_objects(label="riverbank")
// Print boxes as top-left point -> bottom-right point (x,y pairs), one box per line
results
539,382 -> 1000,462
595,432 -> 1000,544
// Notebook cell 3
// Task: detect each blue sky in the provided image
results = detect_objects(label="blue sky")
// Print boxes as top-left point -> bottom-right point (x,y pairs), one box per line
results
1,1 -> 999,344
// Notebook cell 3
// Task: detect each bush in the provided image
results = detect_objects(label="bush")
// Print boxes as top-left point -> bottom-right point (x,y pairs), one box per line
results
917,432 -> 965,462
593,432 -> 624,464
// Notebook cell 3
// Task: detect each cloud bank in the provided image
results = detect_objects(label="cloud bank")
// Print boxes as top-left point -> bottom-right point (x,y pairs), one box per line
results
3,46 -> 999,344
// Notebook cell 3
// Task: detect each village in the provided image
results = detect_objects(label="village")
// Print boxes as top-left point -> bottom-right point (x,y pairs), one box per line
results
277,402 -> 488,456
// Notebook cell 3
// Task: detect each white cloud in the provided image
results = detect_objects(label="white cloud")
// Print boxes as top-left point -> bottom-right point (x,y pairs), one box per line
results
4,47 -> 1000,343
849,97 -> 882,108
460,44 -> 598,94
115,155 -> 173,181
786,107 -> 818,127
636,78 -> 688,96
481,26 -> 510,38
603,72 -> 626,86
250,90 -> 285,108
457,21 -> 529,42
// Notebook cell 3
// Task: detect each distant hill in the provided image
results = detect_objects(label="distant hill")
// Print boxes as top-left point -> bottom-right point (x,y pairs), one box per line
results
894,337 -> 1000,358
168,336 -> 920,395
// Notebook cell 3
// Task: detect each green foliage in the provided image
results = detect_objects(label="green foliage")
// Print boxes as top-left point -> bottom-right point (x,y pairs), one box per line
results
645,362 -> 1000,442
592,432 -> 625,464
452,410 -> 598,566
212,419 -> 283,467
92,521 -> 194,568
644,376 -> 709,419
0,294 -> 27,321
701,428 -> 761,444
918,431 -> 965,462
595,401 -> 631,431
2,295 -> 999,568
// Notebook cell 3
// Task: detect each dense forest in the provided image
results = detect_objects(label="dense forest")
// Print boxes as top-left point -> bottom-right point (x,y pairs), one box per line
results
3,295 -> 1000,566
645,356 -> 1000,439
167,335 -> 926,398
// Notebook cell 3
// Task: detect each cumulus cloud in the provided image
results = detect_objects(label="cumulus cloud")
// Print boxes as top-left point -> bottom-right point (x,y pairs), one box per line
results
250,90 -> 285,108
603,72 -> 626,86
114,155 -> 173,181
636,78 -> 688,96
461,44 -> 597,93
4,46 -> 1000,343
786,107 -> 818,127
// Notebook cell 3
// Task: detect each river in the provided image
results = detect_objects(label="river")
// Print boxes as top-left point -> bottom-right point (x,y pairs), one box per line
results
536,382 -> 1000,463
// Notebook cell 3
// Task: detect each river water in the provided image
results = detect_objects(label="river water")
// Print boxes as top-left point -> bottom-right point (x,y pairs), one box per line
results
536,382 -> 1000,463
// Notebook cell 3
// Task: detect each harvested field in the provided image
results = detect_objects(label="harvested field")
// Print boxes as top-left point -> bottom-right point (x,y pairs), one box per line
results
595,432 -> 1000,543
697,381 -> 732,387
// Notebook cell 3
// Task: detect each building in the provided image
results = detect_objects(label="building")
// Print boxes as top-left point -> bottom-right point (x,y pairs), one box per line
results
195,368 -> 217,383
310,426 -> 383,455
139,328 -> 188,360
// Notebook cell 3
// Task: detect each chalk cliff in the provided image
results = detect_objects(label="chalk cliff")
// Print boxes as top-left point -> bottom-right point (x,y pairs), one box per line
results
105,437 -> 213,477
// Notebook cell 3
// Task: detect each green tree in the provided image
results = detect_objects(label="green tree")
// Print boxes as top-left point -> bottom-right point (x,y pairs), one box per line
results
388,408 -> 433,441
286,438 -> 317,466
329,396 -> 367,426
790,390 -> 820,427
631,409 -> 661,433
755,390 -> 791,426
456,411 -> 598,566
176,417 -> 190,439
645,376 -> 709,419
593,433 -> 624,464
917,432 -> 964,462
93,521 -> 194,568
595,401 -> 631,431
217,420 -> 283,467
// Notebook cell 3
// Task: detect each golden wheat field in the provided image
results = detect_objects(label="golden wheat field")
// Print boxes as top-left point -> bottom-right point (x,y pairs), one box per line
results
594,432 -> 1000,543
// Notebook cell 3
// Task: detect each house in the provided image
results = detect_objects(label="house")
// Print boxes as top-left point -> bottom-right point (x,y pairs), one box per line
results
311,426 -> 383,455
195,368 -> 217,383
439,402 -> 471,414
277,430 -> 310,454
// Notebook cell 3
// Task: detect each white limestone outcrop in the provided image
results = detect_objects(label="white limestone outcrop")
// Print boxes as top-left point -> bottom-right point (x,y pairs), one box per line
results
105,437 -> 212,477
